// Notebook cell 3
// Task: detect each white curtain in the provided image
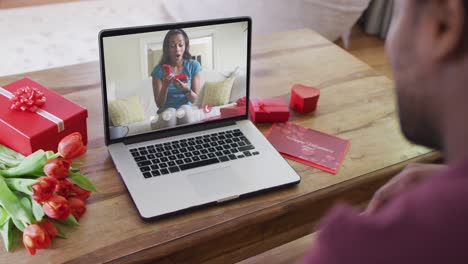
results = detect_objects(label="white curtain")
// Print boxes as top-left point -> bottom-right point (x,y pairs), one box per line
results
361,0 -> 394,38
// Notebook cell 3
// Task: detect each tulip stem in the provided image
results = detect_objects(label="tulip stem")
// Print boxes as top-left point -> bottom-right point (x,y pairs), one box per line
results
47,153 -> 61,160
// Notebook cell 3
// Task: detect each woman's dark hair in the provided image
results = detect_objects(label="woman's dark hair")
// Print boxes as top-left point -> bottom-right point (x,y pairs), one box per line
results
159,29 -> 192,65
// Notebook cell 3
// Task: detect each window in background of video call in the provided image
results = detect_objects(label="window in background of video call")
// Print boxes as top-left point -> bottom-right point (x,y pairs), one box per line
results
103,21 -> 248,140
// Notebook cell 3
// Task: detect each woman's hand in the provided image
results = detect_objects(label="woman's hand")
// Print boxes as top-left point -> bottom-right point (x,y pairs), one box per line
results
363,163 -> 447,215
174,79 -> 190,93
162,72 -> 173,88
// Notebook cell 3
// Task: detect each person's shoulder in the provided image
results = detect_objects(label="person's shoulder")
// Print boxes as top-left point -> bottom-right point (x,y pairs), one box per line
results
154,63 -> 163,71
152,63 -> 163,78
186,59 -> 201,67
185,59 -> 201,75
302,170 -> 468,263
411,162 -> 468,212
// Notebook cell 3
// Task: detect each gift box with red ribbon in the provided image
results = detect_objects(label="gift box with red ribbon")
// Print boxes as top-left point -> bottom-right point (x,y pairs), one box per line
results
249,97 -> 290,123
0,78 -> 88,155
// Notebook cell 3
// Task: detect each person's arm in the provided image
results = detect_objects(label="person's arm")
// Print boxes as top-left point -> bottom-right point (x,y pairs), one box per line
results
303,164 -> 463,264
173,72 -> 201,103
152,72 -> 172,108
363,163 -> 446,215
186,72 -> 201,103
302,205 -> 388,264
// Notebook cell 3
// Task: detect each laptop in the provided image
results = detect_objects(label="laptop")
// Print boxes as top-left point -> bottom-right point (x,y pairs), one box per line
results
99,17 -> 300,220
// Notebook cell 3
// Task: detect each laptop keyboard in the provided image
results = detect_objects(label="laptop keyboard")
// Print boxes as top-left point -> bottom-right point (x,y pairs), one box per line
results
129,129 -> 260,179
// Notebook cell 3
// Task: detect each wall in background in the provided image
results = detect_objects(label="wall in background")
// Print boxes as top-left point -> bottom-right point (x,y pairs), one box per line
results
103,21 -> 248,94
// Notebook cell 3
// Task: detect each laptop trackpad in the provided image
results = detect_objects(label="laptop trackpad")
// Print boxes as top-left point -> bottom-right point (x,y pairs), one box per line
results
187,166 -> 241,200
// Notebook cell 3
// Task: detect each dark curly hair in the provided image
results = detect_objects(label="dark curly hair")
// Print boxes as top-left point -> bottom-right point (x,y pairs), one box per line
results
159,29 -> 192,65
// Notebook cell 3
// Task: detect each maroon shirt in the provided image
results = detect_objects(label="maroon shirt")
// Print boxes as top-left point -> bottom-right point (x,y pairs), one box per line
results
302,161 -> 468,264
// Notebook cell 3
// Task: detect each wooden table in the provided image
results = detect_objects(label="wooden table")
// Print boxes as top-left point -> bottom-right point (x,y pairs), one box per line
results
0,29 -> 439,263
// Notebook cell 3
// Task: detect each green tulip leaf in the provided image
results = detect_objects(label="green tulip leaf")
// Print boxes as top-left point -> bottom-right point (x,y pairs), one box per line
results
0,207 -> 7,226
46,151 -> 60,160
4,178 -> 37,196
17,194 -> 44,222
31,199 -> 44,222
0,144 -> 25,166
0,217 -> 13,252
20,196 -> 32,212
70,162 -> 82,173
49,221 -> 67,239
0,177 -> 34,226
69,172 -> 97,192
57,214 -> 79,226
11,217 -> 26,232
0,144 -> 24,159
0,153 -> 20,169
0,150 -> 47,178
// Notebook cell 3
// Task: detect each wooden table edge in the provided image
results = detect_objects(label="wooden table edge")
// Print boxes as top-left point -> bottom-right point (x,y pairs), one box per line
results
67,151 -> 440,264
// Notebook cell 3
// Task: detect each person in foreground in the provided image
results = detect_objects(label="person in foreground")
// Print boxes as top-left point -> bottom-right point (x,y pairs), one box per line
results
151,28 -> 202,129
303,0 -> 468,263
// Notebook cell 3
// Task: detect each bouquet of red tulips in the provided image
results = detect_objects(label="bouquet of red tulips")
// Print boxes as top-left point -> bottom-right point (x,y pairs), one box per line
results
0,132 -> 96,255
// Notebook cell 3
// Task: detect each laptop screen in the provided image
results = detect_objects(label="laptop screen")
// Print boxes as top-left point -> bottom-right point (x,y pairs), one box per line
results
100,19 -> 250,142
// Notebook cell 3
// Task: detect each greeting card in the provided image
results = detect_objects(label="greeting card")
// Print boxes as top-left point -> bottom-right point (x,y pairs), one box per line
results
266,122 -> 350,174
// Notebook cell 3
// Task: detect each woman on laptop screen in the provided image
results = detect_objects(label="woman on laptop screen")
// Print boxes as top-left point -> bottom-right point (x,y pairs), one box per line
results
151,28 -> 202,129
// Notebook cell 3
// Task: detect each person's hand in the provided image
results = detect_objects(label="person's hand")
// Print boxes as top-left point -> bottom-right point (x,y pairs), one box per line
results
174,79 -> 190,93
162,72 -> 173,87
363,163 -> 447,215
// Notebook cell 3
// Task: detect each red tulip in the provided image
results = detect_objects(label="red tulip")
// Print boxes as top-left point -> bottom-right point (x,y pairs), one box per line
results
55,179 -> 74,197
68,197 -> 87,221
23,224 -> 50,255
58,132 -> 86,159
70,184 -> 91,201
38,219 -> 58,240
43,195 -> 71,220
32,177 -> 58,203
44,157 -> 71,179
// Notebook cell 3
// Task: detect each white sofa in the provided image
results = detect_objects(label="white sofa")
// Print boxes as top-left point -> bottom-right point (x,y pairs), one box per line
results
109,68 -> 245,136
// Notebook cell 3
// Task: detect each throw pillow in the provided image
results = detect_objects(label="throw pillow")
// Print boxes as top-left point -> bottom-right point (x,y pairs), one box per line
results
201,76 -> 236,107
195,70 -> 228,107
108,96 -> 146,126
229,67 -> 247,103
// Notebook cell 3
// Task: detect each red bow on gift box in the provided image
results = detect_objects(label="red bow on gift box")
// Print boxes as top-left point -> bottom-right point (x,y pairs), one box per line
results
10,86 -> 46,112
256,99 -> 286,113
258,102 -> 271,113
249,97 -> 290,123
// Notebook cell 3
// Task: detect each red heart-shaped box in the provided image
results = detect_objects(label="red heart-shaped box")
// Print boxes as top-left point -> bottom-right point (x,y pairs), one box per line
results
290,84 -> 320,114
